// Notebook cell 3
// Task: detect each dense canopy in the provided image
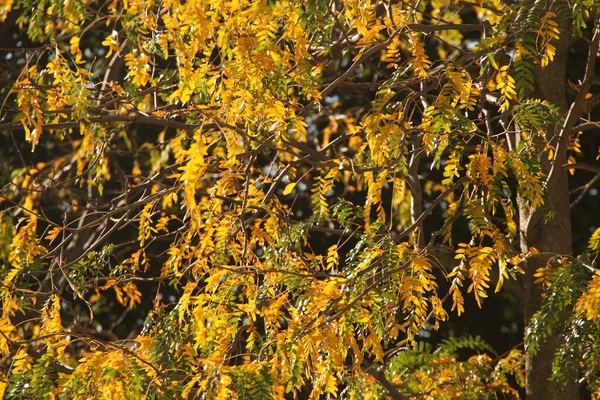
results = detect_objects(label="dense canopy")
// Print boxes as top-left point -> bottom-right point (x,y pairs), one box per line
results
1,0 -> 600,399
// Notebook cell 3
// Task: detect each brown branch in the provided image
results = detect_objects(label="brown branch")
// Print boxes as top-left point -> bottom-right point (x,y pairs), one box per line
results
405,23 -> 484,33
407,137 -> 425,248
0,114 -> 214,132
546,28 -> 600,187
565,162 -> 600,174
320,34 -> 396,99
397,176 -> 469,241
319,23 -> 483,100
0,330 -> 75,374
364,364 -> 409,400
573,121 -> 600,132
570,171 -> 600,208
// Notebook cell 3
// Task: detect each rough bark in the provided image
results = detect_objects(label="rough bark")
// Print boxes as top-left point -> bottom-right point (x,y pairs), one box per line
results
518,5 -> 578,398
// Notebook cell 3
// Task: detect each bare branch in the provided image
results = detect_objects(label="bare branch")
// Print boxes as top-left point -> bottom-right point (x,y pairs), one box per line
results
546,28 -> 600,187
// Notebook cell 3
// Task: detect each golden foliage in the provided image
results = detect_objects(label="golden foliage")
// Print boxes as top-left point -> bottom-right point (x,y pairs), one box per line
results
0,0 -> 595,398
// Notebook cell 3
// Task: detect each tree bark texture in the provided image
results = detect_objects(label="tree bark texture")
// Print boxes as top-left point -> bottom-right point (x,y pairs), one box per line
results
518,3 -> 577,398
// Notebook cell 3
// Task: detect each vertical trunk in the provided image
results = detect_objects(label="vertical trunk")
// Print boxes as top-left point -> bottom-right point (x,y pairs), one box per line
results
518,5 -> 577,398
519,162 -> 576,400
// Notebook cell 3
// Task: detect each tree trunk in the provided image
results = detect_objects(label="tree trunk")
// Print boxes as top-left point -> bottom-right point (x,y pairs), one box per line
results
518,4 -> 578,398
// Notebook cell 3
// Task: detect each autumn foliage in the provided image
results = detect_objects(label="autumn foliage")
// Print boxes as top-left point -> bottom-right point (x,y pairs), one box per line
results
1,0 -> 600,399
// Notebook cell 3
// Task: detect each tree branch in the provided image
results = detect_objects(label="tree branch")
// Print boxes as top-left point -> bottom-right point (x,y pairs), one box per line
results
546,28 -> 600,188
0,114 -> 212,132
364,365 -> 409,400
397,176 -> 469,241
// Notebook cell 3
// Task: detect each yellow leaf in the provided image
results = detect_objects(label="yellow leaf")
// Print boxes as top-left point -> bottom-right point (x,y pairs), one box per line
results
45,226 -> 62,244
282,182 -> 297,196
162,191 -> 178,209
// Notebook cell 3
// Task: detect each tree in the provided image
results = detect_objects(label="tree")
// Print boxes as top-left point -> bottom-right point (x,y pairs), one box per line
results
1,0 -> 599,398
